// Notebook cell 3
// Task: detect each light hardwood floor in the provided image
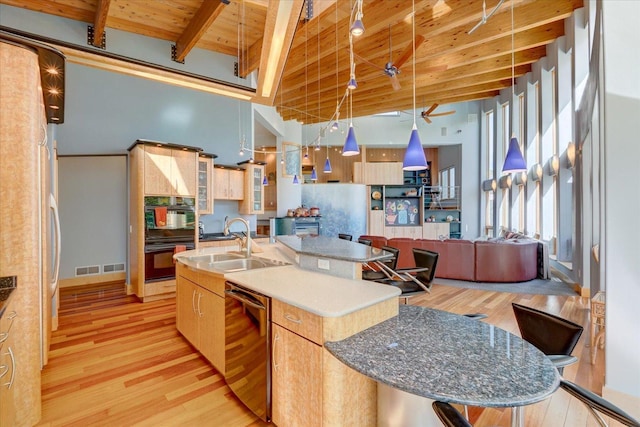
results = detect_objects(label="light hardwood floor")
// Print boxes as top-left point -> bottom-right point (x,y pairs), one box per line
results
35,281 -> 621,427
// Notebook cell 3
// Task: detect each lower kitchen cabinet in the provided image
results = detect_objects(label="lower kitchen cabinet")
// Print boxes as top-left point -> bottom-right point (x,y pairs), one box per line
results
176,265 -> 225,373
272,323 -> 322,427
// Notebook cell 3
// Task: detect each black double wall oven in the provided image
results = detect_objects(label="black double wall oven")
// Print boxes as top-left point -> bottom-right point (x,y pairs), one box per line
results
144,196 -> 195,282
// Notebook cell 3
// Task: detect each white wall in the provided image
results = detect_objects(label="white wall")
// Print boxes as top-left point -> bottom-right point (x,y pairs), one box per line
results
601,0 -> 640,406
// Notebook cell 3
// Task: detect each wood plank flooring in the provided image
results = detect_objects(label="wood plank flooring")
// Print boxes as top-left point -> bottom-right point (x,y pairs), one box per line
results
35,281 -> 621,427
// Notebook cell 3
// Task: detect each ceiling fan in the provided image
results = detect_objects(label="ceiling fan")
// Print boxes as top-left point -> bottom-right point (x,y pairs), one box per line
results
468,0 -> 505,34
354,27 -> 426,91
420,103 -> 456,124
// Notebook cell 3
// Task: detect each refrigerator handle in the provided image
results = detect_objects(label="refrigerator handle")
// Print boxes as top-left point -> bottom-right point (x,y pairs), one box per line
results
50,193 -> 61,293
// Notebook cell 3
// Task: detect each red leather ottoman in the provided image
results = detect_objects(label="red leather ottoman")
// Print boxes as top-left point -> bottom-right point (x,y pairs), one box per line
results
474,240 -> 538,282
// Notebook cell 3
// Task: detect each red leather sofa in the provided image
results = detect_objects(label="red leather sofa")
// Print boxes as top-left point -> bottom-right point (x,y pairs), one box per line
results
358,235 -> 539,283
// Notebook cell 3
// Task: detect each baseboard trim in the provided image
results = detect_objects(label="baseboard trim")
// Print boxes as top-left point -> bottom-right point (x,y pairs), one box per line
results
59,272 -> 126,288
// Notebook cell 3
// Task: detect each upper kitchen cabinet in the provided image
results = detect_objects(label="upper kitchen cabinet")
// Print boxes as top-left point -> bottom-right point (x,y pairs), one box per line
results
198,153 -> 217,214
239,164 -> 265,214
214,166 -> 245,201
129,141 -> 200,197
353,162 -> 403,185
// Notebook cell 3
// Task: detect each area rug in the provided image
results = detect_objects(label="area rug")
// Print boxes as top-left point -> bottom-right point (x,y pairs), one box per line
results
432,276 -> 578,296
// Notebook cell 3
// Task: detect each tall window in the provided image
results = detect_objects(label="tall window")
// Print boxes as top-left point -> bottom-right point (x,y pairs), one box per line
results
485,111 -> 495,236
551,69 -> 559,252
500,102 -> 510,230
517,93 -> 526,231
534,82 -> 541,236
439,167 -> 456,200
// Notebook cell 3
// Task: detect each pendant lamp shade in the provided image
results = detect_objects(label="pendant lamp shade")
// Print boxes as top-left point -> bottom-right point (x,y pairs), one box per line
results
292,174 -> 299,184
347,77 -> 357,90
350,18 -> 364,36
502,136 -> 527,174
311,167 -> 318,181
323,158 -> 332,173
262,174 -> 268,186
342,124 -> 360,156
402,126 -> 428,171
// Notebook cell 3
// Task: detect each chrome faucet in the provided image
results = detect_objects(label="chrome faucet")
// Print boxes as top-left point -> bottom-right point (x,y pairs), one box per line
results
223,217 -> 251,256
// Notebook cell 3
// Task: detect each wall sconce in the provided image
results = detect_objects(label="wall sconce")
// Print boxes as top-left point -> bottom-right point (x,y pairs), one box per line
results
566,142 -> 576,168
547,155 -> 560,176
498,175 -> 512,189
513,171 -> 527,186
481,179 -> 497,192
530,163 -> 543,182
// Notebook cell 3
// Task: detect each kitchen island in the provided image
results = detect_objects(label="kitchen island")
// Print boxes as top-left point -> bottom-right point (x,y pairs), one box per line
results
174,241 -> 400,426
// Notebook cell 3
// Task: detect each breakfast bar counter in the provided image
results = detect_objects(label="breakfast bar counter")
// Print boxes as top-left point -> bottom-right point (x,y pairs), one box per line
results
325,304 -> 560,426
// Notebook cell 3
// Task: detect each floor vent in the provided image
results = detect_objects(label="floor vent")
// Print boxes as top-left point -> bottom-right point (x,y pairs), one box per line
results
75,265 -> 100,276
103,263 -> 125,273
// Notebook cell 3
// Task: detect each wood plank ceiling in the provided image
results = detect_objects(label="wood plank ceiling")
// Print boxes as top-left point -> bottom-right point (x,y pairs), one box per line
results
1,0 -> 583,124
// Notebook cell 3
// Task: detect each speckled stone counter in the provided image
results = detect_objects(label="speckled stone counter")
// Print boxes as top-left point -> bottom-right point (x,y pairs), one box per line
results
325,304 -> 560,408
277,235 -> 392,262
277,235 -> 393,279
0,276 -> 17,318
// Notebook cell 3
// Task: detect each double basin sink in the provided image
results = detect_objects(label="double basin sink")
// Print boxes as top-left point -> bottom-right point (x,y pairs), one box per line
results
185,252 -> 289,273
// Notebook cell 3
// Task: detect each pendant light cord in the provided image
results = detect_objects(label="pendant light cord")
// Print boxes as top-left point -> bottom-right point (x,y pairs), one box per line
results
412,0 -> 417,128
511,0 -> 515,97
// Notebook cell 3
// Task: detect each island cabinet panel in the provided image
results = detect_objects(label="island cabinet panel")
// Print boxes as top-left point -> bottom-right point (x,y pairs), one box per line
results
271,298 -> 395,426
271,323 -> 322,427
175,265 -> 225,373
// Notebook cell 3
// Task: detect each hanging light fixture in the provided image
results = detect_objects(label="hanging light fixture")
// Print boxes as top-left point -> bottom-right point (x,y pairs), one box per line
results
501,0 -> 526,175
324,144 -> 332,173
292,174 -> 299,184
262,174 -> 268,186
342,90 -> 360,155
402,0 -> 428,171
311,167 -> 318,181
350,0 -> 365,36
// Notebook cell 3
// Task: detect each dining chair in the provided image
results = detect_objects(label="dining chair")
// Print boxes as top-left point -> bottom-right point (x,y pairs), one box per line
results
512,303 -> 584,374
338,233 -> 353,241
362,245 -> 399,281
432,401 -> 473,427
559,379 -> 640,427
378,248 -> 438,303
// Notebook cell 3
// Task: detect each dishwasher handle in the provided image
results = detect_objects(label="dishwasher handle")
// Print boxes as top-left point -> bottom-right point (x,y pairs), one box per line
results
224,285 -> 266,310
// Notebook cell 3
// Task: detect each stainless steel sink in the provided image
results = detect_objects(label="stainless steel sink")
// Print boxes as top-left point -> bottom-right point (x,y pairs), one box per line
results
187,252 -> 245,263
208,257 -> 289,273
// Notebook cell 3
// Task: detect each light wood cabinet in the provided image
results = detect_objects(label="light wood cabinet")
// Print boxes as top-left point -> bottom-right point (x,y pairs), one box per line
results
386,225 -> 422,239
368,210 -> 385,236
143,144 -> 197,197
214,167 -> 245,200
239,164 -> 265,214
422,222 -> 450,239
176,265 -> 225,373
198,155 -> 214,214
272,323 -> 322,427
353,162 -> 403,185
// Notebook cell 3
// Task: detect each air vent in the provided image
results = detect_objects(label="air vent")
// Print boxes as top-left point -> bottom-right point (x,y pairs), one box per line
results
75,265 -> 100,276
103,263 -> 125,273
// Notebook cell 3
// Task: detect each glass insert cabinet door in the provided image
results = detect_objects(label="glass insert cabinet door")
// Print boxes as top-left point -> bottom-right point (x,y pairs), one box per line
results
252,166 -> 263,211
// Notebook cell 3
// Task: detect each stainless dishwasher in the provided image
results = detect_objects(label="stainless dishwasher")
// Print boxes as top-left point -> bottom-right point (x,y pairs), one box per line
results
224,281 -> 271,422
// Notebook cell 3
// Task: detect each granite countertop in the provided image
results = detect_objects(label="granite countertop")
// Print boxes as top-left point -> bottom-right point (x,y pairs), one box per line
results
0,276 -> 17,319
277,235 -> 393,263
175,243 -> 400,317
325,304 -> 560,408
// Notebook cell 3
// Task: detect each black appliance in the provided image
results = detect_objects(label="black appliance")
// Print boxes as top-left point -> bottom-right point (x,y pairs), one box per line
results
143,196 -> 196,282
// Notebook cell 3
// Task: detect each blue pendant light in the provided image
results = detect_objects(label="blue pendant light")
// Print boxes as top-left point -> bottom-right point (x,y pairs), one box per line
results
402,0 -> 428,171
262,174 -> 268,186
350,0 -> 365,36
323,157 -> 332,173
292,174 -> 299,184
502,136 -> 526,174
501,2 -> 526,175
403,125 -> 428,171
342,124 -> 360,156
311,167 -> 318,181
